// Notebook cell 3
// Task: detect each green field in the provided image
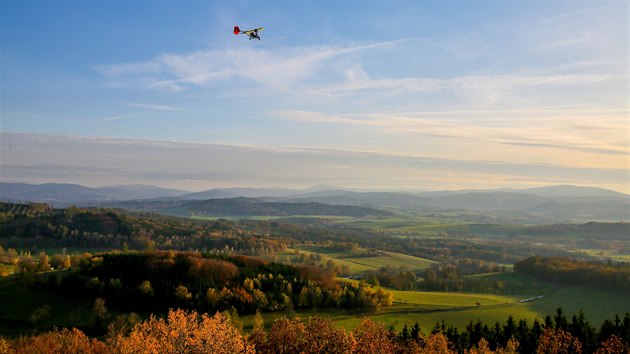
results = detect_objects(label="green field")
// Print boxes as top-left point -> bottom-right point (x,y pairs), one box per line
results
291,245 -> 436,273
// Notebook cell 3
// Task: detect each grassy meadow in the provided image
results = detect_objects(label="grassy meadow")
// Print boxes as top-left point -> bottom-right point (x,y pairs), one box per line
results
291,245 -> 437,272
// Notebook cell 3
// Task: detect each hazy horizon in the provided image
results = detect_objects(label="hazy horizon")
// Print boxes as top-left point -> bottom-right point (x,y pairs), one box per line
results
2,2 -> 628,194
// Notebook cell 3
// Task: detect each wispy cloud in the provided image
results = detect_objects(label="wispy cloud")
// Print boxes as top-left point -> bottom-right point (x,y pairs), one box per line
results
95,114 -> 141,122
94,39 -> 409,92
302,73 -> 623,99
269,104 -> 629,158
123,103 -> 183,111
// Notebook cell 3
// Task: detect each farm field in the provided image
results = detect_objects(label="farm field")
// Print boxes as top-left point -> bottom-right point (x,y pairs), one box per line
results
288,245 -> 437,273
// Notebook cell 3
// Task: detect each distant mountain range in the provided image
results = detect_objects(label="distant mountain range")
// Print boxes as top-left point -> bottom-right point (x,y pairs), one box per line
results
1,182 -> 628,223
115,197 -> 394,218
0,183 -> 187,204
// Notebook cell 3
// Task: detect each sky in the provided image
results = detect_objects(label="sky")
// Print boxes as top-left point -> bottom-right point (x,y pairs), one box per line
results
1,1 -> 628,193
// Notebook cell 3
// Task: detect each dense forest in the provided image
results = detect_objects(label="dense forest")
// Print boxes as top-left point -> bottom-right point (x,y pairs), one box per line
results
0,202 -> 287,255
28,251 -> 393,315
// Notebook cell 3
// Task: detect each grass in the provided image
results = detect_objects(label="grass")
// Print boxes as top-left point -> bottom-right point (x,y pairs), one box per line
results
290,245 -> 436,273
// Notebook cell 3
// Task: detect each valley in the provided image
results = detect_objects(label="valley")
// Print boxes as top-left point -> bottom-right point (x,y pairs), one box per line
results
0,183 -> 629,352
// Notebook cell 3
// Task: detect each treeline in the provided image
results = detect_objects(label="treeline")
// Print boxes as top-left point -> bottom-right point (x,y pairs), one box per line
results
360,259 -> 511,294
435,308 -> 630,353
5,308 -> 630,353
420,260 -> 511,293
514,256 -> 630,293
33,251 -> 393,315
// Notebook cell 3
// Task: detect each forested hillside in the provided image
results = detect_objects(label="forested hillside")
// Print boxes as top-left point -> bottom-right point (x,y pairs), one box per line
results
34,251 -> 393,315
514,256 -> 630,293
0,202 -> 286,255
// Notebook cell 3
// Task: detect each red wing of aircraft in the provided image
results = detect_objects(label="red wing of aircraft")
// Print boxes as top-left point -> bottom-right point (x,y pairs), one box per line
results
234,26 -> 264,40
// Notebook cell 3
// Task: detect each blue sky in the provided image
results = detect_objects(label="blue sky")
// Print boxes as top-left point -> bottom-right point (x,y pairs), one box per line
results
1,1 -> 628,192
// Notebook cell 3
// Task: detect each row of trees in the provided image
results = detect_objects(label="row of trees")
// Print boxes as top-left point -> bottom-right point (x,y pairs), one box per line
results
514,256 -> 630,292
6,308 -> 630,353
435,308 -> 630,353
360,259 -> 511,293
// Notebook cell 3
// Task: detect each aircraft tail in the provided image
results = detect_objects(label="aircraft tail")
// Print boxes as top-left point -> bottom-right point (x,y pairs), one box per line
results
233,26 -> 240,35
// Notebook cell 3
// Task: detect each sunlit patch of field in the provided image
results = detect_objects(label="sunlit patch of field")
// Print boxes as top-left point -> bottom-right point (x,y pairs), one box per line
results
292,245 -> 436,272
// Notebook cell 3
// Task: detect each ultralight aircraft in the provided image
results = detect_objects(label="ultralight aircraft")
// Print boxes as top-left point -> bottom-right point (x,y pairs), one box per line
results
234,26 -> 263,40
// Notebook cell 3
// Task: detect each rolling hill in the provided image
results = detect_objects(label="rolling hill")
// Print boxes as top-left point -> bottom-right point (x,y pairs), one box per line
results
1,183 -> 628,223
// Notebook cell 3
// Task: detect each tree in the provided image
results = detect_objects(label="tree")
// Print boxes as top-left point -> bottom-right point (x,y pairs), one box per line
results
262,317 -> 306,353
422,332 -> 455,353
92,298 -> 108,330
14,328 -> 106,354
303,317 -> 356,354
107,309 -> 254,353
595,335 -> 628,354
137,280 -> 154,297
252,309 -> 264,332
37,251 -> 51,271
536,328 -> 582,354
175,285 -> 192,305
352,318 -> 396,354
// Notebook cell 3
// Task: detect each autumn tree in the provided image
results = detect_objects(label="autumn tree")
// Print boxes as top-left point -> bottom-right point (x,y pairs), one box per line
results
595,335 -> 629,354
174,285 -> 192,306
421,332 -> 455,354
92,298 -> 108,330
352,317 -> 396,354
137,280 -> 154,297
258,317 -> 307,353
303,317 -> 356,354
107,309 -> 254,354
37,251 -> 51,271
536,328 -> 582,354
13,328 -> 106,354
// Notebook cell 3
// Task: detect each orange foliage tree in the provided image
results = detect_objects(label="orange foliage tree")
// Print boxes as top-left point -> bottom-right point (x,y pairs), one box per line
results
352,317 -> 397,354
465,337 -> 519,354
303,317 -> 356,354
536,328 -> 582,354
421,332 -> 455,354
253,317 -> 306,353
107,309 -> 254,354
595,335 -> 629,354
12,328 -> 106,354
